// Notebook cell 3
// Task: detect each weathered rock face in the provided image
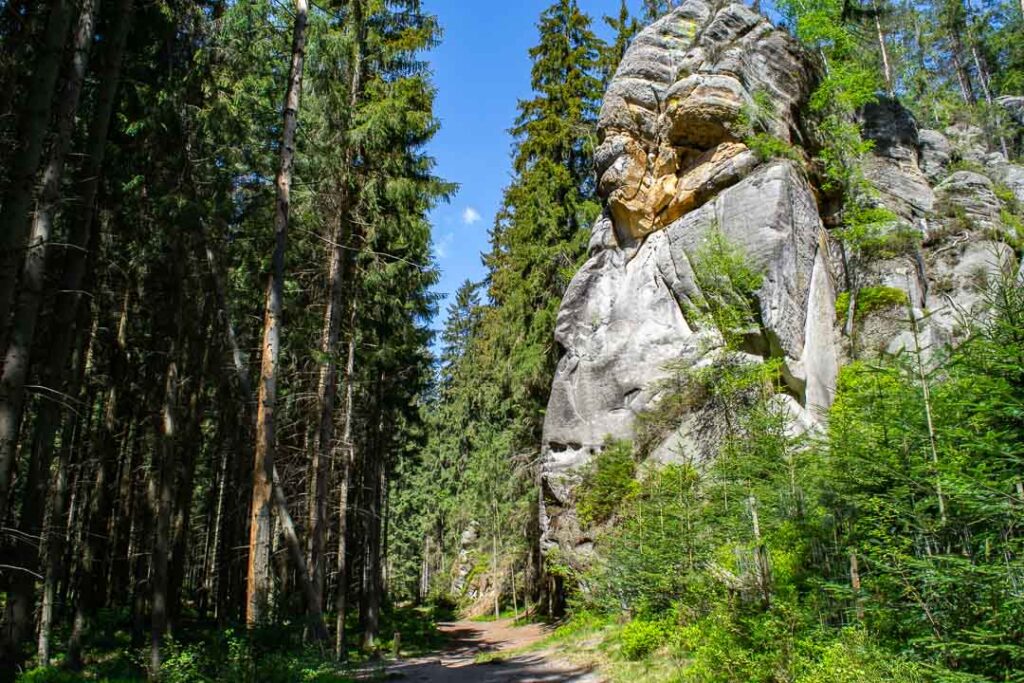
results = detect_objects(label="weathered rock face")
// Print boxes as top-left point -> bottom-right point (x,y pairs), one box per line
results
860,99 -> 935,220
539,2 -> 1024,563
597,1 -> 812,239
540,1 -> 832,559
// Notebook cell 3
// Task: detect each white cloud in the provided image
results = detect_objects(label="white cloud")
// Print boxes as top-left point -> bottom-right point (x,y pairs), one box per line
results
435,231 -> 454,259
462,207 -> 482,225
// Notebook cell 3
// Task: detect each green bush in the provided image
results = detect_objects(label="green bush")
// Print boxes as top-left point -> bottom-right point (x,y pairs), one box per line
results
160,641 -> 209,683
746,132 -> 800,162
619,620 -> 665,661
795,628 -> 926,683
17,669 -> 85,683
836,286 -> 909,321
691,226 -> 764,346
577,439 -> 636,526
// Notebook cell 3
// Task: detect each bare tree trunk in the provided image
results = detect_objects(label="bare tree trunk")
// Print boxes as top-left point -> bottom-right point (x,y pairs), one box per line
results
849,551 -> 864,621
909,308 -> 946,525
272,465 -> 330,641
874,8 -> 893,96
169,327 -> 210,626
493,530 -> 500,620
307,210 -> 348,620
67,284 -> 131,668
60,290 -> 101,669
151,359 -> 179,679
308,0 -> 363,622
246,0 -> 309,628
334,306 -> 358,659
334,451 -> 353,659
748,494 -> 771,609
205,224 -> 327,637
0,0 -> 73,357
968,42 -> 1010,159
949,34 -> 976,105
1,2 -> 99,661
29,0 -> 133,512
36,430 -> 72,665
362,374 -> 386,649
207,434 -> 230,620
36,0 -> 133,661
0,0 -> 92,538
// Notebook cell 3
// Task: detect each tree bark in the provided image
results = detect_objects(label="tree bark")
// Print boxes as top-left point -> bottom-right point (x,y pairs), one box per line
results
0,0 -> 99,661
874,8 -> 893,96
67,283 -> 131,668
36,1 -> 133,663
849,551 -> 864,621
0,0 -> 83,536
0,0 -> 74,359
948,33 -> 975,106
36,429 -> 71,666
246,0 -> 309,628
168,319 -> 210,626
150,359 -> 179,679
362,374 -> 386,649
308,0 -> 364,626
307,209 -> 348,619
335,298 -> 358,660
28,0 -> 132,514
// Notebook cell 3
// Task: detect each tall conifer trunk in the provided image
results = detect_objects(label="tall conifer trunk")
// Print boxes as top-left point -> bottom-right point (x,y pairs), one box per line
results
334,299 -> 358,659
0,0 -> 73,365
247,0 -> 310,626
150,358 -> 179,679
307,209 -> 348,617
309,0 -> 364,626
34,1 -> 132,663
0,0 -> 99,660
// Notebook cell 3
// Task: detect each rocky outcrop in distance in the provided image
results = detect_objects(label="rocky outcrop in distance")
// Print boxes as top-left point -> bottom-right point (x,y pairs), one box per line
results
539,0 -> 1024,564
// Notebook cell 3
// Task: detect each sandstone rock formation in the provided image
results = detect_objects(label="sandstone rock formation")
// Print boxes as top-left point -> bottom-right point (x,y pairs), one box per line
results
596,0 -> 811,239
539,0 -> 1024,565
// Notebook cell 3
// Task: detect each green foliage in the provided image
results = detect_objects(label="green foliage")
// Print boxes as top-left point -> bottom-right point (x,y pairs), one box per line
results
618,620 -> 666,661
839,208 -> 918,260
745,132 -> 801,162
577,439 -> 637,526
836,285 -> 909,321
599,1 -> 640,88
395,0 -> 606,608
738,90 -> 800,163
16,669 -> 86,683
565,271 -> 1024,680
691,226 -> 764,347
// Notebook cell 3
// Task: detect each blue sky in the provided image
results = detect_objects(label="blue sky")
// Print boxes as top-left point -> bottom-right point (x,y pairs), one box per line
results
424,0 -> 645,334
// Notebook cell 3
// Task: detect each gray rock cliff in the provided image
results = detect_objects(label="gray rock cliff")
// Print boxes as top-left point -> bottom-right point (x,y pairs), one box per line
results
539,0 -> 1023,565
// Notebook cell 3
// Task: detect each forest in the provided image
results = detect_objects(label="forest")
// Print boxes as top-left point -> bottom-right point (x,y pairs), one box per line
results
0,0 -> 1022,681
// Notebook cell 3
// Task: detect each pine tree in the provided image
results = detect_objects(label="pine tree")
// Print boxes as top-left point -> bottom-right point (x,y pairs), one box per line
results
485,0 -> 602,409
599,0 -> 639,88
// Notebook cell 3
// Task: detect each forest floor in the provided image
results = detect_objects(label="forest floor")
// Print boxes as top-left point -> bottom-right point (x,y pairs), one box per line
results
372,617 -> 602,682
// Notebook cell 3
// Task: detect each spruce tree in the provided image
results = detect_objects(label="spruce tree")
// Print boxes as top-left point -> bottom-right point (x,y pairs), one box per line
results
599,0 -> 639,88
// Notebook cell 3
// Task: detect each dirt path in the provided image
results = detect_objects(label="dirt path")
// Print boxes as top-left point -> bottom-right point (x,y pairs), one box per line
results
381,618 -> 601,682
